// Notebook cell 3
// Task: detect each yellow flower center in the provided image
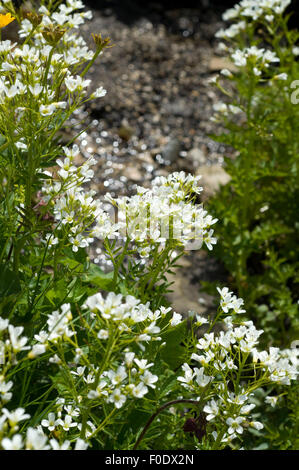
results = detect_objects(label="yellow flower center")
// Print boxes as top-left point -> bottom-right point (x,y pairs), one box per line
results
0,13 -> 15,29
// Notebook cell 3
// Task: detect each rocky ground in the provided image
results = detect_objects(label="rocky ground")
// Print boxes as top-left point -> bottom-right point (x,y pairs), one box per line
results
65,1 -> 233,314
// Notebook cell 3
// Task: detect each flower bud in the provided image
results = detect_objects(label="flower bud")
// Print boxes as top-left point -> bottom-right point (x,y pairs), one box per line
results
24,11 -> 43,27
42,26 -> 66,46
92,33 -> 113,49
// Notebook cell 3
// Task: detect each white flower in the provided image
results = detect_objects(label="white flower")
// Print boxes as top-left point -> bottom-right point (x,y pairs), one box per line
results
107,366 -> 127,385
39,104 -> 56,116
4,85 -> 19,98
65,75 -> 91,93
50,439 -> 70,450
0,317 -> 9,331
203,400 -> 219,421
28,344 -> 46,358
170,312 -> 182,326
8,325 -> 28,353
1,434 -> 23,450
195,315 -> 208,326
41,413 -> 59,432
0,380 -> 13,403
216,21 -> 246,39
124,352 -> 135,367
44,234 -> 59,247
74,438 -> 89,450
131,382 -> 148,398
69,234 -> 89,252
250,421 -> 263,430
230,296 -> 246,314
220,68 -> 233,78
194,367 -> 211,387
231,49 -> 247,67
204,229 -> 217,250
108,389 -> 126,408
208,75 -> 218,84
91,86 -> 107,98
140,370 -> 158,389
15,141 -> 27,151
226,416 -> 245,435
273,73 -> 288,81
29,84 -> 43,96
265,395 -> 279,407
49,354 -> 62,364
26,428 -> 50,450
56,157 -> 77,179
134,359 -> 154,373
56,415 -> 78,431
178,363 -> 194,388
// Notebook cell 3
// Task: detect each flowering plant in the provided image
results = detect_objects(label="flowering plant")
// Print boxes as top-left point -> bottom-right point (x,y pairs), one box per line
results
0,0 -> 297,451
204,0 -> 299,448
206,0 -> 299,344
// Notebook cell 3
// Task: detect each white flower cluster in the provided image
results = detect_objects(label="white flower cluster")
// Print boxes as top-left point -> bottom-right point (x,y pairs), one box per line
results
0,316 -> 88,450
31,292 -> 182,412
18,1 -> 93,39
252,346 -> 299,385
0,401 -> 80,451
82,291 -> 177,346
177,289 -> 298,444
231,46 -> 279,73
210,102 -> 243,123
217,287 -> 246,314
1,424 -> 87,450
33,303 -> 74,346
107,171 -> 217,252
0,317 -> 30,367
43,169 -> 216,255
42,145 -> 118,252
221,0 -> 291,24
210,0 -> 291,122
0,0 -> 105,153
203,392 -> 264,444
215,21 -> 246,39
86,356 -> 159,408
0,315 -> 50,407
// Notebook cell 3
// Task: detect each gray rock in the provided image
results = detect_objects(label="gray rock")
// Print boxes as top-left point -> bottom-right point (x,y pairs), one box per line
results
208,56 -> 237,72
162,99 -> 193,118
123,165 -> 143,182
196,164 -> 231,200
161,138 -> 181,164
187,147 -> 206,166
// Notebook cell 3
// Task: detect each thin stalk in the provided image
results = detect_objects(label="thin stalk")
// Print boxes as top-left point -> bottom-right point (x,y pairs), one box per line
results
133,399 -> 200,450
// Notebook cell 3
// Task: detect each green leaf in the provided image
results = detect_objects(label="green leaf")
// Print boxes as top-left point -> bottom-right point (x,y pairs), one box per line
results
82,263 -> 114,290
0,266 -> 21,299
160,320 -> 188,370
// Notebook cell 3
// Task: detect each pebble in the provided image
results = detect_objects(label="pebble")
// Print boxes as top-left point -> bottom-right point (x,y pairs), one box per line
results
196,164 -> 231,200
187,147 -> 207,166
161,138 -> 181,164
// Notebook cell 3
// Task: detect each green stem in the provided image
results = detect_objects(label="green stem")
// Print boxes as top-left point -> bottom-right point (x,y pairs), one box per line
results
43,47 -> 55,89
113,238 -> 130,288
80,46 -> 104,79
88,408 -> 118,439
133,399 -> 200,450
141,243 -> 172,296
